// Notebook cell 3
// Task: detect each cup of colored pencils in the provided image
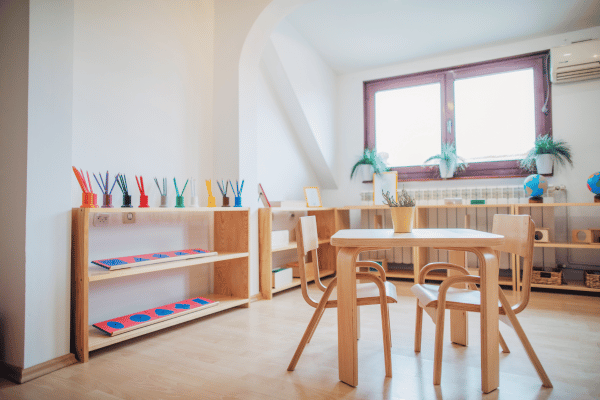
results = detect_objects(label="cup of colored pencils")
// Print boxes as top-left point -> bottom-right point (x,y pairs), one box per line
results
189,179 -> 200,208
155,177 -> 168,207
72,166 -> 98,208
136,175 -> 149,208
116,174 -> 132,208
93,170 -> 117,208
230,180 -> 244,207
174,177 -> 188,208
217,180 -> 229,207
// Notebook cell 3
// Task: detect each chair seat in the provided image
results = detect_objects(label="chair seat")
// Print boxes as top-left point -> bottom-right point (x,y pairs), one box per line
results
411,283 -> 503,313
329,280 -> 398,302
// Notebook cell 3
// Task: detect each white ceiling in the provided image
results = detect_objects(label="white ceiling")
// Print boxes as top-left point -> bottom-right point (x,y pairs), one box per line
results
285,0 -> 600,73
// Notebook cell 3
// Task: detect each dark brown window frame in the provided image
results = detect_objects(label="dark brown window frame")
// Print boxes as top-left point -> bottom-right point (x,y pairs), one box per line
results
364,51 -> 552,181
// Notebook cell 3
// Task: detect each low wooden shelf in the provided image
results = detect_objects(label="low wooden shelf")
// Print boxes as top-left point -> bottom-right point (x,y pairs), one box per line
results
72,207 -> 251,362
259,207 -> 338,300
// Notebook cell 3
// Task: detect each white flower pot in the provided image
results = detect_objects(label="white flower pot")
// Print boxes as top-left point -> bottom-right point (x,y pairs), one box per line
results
535,154 -> 553,175
358,164 -> 373,181
439,163 -> 456,179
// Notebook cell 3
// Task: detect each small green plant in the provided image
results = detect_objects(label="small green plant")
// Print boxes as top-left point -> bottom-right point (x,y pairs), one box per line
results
423,142 -> 468,178
382,187 -> 415,207
350,149 -> 389,179
520,134 -> 573,171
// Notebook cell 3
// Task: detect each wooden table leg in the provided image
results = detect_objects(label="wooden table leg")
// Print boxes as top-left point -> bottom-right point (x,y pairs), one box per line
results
477,248 -> 500,393
448,250 -> 468,346
337,247 -> 359,387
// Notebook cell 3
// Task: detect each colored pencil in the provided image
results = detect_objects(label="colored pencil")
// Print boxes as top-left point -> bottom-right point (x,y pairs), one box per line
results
72,166 -> 87,193
181,179 -> 189,195
163,178 -> 167,196
86,171 -> 94,194
140,176 -> 145,194
174,178 -> 180,196
98,173 -> 106,194
154,177 -> 163,196
135,175 -> 142,193
93,173 -> 104,194
105,171 -> 109,193
109,174 -> 118,195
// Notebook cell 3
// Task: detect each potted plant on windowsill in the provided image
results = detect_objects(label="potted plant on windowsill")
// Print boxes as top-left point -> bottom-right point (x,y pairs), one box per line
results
423,142 -> 468,179
520,134 -> 573,175
383,187 -> 416,233
350,149 -> 389,181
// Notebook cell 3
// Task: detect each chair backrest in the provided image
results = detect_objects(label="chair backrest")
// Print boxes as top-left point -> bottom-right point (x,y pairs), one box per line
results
492,214 -> 536,314
295,216 -> 328,308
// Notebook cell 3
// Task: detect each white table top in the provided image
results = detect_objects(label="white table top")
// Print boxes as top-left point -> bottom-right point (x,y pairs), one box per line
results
330,228 -> 504,248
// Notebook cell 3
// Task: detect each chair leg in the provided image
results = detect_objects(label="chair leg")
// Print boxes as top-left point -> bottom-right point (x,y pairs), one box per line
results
499,332 -> 510,353
498,290 -> 552,388
378,294 -> 393,377
288,303 -> 327,371
415,301 -> 423,353
433,307 -> 446,385
306,305 -> 326,344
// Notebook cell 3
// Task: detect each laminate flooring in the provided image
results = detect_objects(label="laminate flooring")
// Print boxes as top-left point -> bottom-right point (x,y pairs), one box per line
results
1,281 -> 599,400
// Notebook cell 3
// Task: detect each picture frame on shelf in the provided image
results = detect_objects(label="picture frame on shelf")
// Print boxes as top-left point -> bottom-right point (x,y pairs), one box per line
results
304,187 -> 322,207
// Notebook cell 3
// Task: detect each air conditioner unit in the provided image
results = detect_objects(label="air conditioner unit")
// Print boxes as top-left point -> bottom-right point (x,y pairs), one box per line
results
550,39 -> 600,83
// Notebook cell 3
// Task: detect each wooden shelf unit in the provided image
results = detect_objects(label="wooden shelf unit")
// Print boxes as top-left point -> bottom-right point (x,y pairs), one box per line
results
259,207 -> 337,299
71,207 -> 251,362
514,202 -> 600,293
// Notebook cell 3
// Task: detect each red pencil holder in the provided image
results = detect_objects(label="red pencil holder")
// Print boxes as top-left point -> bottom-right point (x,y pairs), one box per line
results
139,194 -> 149,208
81,192 -> 98,208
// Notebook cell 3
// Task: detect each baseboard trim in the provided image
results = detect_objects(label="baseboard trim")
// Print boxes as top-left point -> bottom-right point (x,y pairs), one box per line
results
0,353 -> 77,384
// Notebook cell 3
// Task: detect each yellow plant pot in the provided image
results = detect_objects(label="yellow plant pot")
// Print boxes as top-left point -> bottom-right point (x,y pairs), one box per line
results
391,207 -> 415,233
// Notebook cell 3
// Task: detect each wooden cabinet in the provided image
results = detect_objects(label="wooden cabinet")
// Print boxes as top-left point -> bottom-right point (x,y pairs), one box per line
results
513,202 -> 600,293
258,208 -> 337,299
71,207 -> 250,362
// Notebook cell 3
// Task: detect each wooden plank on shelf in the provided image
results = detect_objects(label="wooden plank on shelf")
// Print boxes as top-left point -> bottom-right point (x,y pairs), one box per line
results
71,208 -> 89,362
83,207 -> 251,214
528,281 -> 600,293
88,294 -> 248,351
259,208 -> 273,300
534,242 -> 600,249
88,252 -> 249,282
271,269 -> 336,294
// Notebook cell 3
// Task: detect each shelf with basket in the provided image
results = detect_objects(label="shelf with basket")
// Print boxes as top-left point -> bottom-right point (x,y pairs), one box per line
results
259,207 -> 337,299
514,202 -> 600,293
72,207 -> 250,362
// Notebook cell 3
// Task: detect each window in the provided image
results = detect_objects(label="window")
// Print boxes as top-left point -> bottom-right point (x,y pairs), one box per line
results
364,52 -> 551,180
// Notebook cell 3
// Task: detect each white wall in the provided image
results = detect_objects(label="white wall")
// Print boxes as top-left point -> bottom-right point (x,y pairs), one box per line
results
72,0 -> 214,208
72,0 -> 217,324
0,0 -> 29,368
257,63 -> 320,202
325,26 -> 600,207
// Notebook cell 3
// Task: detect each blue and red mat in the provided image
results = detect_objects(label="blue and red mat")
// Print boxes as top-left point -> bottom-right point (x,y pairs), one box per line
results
93,297 -> 218,336
92,248 -> 217,270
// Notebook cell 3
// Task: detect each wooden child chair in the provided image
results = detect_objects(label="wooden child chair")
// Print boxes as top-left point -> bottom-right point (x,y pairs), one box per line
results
411,214 -> 552,388
287,216 -> 398,377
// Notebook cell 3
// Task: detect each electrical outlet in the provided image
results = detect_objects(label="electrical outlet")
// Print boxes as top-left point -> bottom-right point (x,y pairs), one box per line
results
122,212 -> 136,224
93,213 -> 109,227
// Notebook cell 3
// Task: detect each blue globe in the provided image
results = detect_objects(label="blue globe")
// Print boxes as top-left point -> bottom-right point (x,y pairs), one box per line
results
524,174 -> 548,198
587,172 -> 600,195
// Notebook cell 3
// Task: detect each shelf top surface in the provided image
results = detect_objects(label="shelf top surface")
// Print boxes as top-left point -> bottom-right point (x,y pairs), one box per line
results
77,207 -> 250,213
265,207 -> 336,212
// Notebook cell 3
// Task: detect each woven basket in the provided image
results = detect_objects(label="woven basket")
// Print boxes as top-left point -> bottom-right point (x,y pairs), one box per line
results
584,270 -> 600,289
531,267 -> 563,285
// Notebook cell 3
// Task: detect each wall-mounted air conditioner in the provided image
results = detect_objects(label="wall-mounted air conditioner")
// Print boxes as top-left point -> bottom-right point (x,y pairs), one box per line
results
550,39 -> 600,83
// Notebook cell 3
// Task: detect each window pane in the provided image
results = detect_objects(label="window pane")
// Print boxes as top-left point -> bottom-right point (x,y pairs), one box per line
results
375,83 -> 441,167
454,69 -> 535,162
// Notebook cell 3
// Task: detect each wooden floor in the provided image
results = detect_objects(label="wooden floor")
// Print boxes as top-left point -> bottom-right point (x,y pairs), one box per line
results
1,280 -> 599,400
